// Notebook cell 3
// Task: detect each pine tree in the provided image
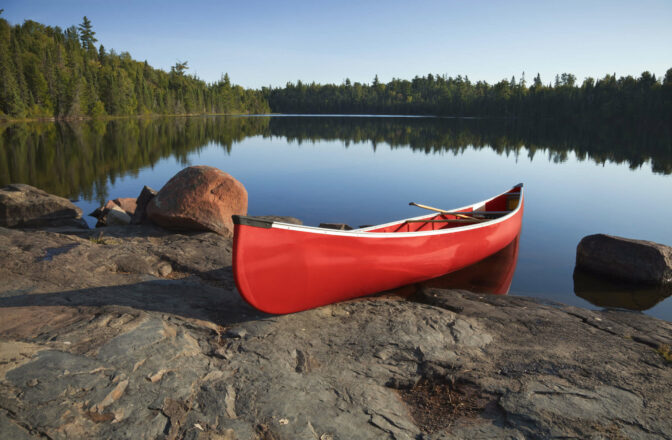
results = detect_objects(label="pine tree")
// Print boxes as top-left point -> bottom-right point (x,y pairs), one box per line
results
78,16 -> 97,51
172,61 -> 188,75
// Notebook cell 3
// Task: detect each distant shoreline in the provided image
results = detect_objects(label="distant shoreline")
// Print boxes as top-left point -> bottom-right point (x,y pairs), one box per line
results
0,112 -> 259,124
0,113 -> 544,125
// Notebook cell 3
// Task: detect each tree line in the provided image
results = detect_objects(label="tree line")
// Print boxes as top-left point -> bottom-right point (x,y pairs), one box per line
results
1,14 -> 670,126
266,71 -> 672,127
0,15 -> 269,119
0,116 -> 270,200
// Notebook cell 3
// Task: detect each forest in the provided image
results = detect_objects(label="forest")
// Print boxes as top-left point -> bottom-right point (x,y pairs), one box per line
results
266,71 -> 672,127
0,15 -> 270,119
0,14 -> 670,126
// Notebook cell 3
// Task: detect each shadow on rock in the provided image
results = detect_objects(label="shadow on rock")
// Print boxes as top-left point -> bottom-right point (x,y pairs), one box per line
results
0,273 -> 269,326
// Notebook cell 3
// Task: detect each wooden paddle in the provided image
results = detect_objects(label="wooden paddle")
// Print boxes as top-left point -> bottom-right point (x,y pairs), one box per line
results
408,202 -> 486,222
405,219 -> 480,223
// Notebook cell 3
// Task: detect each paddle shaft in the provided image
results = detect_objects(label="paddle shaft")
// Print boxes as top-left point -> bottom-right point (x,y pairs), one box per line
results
408,202 -> 519,223
409,202 -> 476,219
405,219 -> 481,223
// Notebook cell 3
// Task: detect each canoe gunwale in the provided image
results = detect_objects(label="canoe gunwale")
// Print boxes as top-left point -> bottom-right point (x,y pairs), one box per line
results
233,184 -> 524,239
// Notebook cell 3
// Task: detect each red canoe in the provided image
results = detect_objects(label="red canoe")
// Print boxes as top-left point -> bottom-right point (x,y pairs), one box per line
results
232,184 -> 524,314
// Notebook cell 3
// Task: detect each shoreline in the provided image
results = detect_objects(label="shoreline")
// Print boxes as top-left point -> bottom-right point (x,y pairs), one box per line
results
0,111 -> 264,125
0,222 -> 670,438
1,113 -> 566,125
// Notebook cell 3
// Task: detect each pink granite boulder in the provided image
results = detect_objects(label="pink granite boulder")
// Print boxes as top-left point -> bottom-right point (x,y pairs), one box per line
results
147,166 -> 247,236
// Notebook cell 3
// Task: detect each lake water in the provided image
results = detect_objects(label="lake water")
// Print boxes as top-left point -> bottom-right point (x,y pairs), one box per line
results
2,115 -> 671,320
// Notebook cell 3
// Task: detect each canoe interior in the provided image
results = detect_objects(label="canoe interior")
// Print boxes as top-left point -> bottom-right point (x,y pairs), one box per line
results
368,187 -> 522,233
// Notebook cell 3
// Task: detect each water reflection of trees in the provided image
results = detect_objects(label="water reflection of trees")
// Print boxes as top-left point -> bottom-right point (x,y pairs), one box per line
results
0,116 -> 271,202
0,115 -> 669,202
265,117 -> 672,174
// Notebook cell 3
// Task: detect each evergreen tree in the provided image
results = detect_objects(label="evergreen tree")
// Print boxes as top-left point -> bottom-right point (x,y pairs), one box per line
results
0,15 -> 668,126
78,16 -> 97,51
0,16 -> 269,119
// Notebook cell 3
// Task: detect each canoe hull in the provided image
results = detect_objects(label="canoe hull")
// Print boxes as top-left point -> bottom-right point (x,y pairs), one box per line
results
233,187 -> 523,314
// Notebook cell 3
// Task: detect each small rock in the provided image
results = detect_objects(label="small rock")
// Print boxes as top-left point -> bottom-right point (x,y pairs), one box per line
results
95,379 -> 129,412
147,166 -> 247,236
92,198 -> 137,226
319,223 -> 353,230
115,255 -> 154,275
90,201 -> 116,225
157,262 -> 173,277
148,369 -> 167,383
113,198 -> 137,216
89,206 -> 104,219
106,206 -> 132,226
225,328 -> 247,339
576,234 -> 672,285
0,184 -> 88,229
131,186 -> 157,225
104,199 -> 118,212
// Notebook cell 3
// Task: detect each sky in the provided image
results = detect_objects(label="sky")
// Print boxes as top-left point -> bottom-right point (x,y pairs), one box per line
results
2,0 -> 671,89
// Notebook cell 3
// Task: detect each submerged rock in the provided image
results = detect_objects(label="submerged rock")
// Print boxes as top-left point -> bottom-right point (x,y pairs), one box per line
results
576,234 -> 672,285
147,166 -> 247,236
0,183 -> 87,229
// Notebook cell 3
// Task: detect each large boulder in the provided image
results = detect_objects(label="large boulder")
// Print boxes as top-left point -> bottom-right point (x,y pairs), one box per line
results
576,234 -> 672,285
0,184 -> 87,229
147,166 -> 247,236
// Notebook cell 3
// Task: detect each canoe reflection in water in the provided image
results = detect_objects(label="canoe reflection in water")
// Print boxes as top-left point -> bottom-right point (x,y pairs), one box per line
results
573,268 -> 672,312
388,234 -> 520,298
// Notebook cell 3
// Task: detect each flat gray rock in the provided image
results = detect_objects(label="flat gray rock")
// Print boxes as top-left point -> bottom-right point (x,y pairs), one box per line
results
0,225 -> 670,439
0,184 -> 87,229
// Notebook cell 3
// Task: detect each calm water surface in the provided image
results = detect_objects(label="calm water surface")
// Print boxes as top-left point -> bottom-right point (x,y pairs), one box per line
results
2,116 -> 671,320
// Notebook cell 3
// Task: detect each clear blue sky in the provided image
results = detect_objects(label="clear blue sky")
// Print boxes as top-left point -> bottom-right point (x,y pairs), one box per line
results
3,0 -> 671,88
